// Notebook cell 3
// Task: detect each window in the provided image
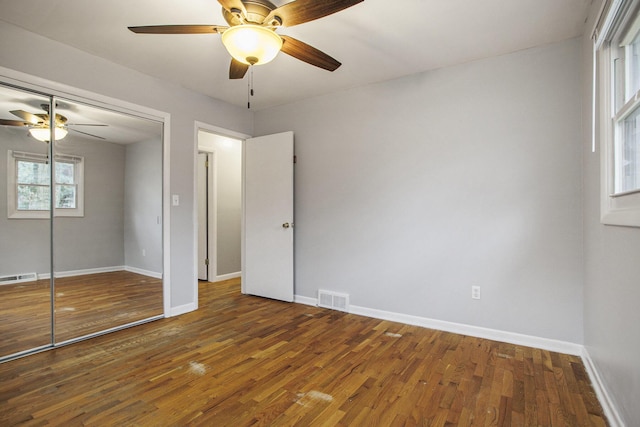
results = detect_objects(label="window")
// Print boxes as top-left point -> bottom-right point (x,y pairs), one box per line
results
7,150 -> 84,218
612,14 -> 640,194
595,0 -> 640,226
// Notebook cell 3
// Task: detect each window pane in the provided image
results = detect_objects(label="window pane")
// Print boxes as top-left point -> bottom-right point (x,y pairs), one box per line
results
55,162 -> 75,185
17,184 -> 50,210
17,160 -> 50,185
618,105 -> 640,193
55,185 -> 76,209
628,31 -> 640,98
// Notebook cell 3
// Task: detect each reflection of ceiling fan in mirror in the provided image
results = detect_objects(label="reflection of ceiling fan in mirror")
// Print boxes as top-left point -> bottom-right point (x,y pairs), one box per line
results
0,104 -> 107,142
128,0 -> 364,79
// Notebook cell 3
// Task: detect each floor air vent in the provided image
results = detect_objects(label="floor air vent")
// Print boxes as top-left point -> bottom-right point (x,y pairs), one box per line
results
0,272 -> 37,285
317,290 -> 349,312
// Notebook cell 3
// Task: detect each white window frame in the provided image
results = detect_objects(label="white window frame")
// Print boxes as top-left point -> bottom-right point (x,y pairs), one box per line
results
596,0 -> 640,227
7,150 -> 85,219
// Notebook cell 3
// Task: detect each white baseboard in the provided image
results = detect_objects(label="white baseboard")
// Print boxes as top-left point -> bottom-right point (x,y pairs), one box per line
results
170,302 -> 197,317
210,271 -> 241,282
124,266 -> 163,279
581,347 -> 625,427
294,294 -> 582,356
37,266 -> 163,280
39,266 -> 124,280
294,295 -> 317,306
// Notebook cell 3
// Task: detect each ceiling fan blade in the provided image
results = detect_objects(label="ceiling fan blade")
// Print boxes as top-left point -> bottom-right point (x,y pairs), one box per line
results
54,113 -> 68,125
264,0 -> 363,27
128,25 -> 227,34
229,58 -> 250,79
10,110 -> 43,125
280,36 -> 341,71
69,128 -> 106,140
217,0 -> 247,16
0,119 -> 30,127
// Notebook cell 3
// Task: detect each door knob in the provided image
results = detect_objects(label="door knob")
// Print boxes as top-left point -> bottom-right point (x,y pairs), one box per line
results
282,222 -> 290,228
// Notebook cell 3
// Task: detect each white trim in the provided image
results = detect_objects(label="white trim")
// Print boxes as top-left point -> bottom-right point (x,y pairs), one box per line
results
294,294 -> 318,306
162,115 -> 171,318
294,295 -> 582,355
38,265 -> 124,280
170,302 -> 197,317
38,265 -> 162,280
192,125 -> 200,309
592,0 -> 625,48
194,122 -> 251,141
124,266 -> 163,279
581,347 -> 626,427
211,271 -> 241,282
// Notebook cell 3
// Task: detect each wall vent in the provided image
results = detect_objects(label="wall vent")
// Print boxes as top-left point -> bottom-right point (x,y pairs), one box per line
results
0,272 -> 37,286
317,290 -> 349,312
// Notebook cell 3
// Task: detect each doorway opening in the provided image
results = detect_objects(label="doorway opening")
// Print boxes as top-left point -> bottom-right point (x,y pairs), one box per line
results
197,128 -> 243,283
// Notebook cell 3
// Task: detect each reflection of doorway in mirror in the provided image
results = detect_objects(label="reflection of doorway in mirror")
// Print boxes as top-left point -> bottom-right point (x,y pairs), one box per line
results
197,130 -> 242,283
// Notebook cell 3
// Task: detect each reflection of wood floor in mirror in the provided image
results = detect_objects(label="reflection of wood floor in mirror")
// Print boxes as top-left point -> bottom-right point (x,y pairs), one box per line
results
0,271 -> 163,357
0,280 -> 51,356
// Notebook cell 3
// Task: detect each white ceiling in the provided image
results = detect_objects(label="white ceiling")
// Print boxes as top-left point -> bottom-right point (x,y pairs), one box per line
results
0,0 -> 591,110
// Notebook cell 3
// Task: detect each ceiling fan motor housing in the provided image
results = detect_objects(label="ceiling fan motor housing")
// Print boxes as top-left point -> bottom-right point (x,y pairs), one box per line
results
223,0 -> 279,26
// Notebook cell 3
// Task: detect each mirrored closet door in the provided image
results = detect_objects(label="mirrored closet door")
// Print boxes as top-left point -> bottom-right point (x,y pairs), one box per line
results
0,82 -> 164,361
0,85 -> 53,358
52,98 -> 164,343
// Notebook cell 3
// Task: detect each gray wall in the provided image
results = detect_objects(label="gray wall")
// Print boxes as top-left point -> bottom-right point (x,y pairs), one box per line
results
0,127 -> 126,275
124,138 -> 163,275
53,137 -> 125,272
255,38 -> 584,343
582,2 -> 640,425
0,128 -> 52,275
198,131 -> 242,276
0,20 -> 253,309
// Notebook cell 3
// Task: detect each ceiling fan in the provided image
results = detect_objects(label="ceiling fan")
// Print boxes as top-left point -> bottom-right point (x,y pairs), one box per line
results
0,105 -> 107,142
128,0 -> 364,79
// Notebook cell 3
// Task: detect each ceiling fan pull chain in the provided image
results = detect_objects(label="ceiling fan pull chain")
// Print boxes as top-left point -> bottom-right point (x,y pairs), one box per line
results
247,65 -> 255,109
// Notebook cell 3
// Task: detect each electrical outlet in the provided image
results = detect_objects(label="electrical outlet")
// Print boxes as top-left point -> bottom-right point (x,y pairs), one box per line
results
471,286 -> 481,300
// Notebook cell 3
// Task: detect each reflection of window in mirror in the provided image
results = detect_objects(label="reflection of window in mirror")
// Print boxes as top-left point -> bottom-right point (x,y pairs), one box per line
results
7,150 -> 85,218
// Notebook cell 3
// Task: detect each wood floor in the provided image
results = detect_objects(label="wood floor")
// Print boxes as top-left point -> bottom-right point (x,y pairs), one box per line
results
0,271 -> 163,357
0,279 -> 607,426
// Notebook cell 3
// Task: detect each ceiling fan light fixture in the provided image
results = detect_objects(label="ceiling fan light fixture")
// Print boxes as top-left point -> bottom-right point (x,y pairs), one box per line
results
29,126 -> 68,142
221,24 -> 283,66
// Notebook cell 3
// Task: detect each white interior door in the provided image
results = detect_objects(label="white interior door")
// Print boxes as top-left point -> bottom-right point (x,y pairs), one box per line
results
243,131 -> 294,302
197,152 -> 208,281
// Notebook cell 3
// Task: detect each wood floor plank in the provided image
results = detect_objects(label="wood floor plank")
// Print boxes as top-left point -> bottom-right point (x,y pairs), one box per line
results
0,278 -> 609,426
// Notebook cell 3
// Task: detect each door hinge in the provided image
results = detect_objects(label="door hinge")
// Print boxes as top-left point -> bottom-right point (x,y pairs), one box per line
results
205,258 -> 209,266
205,159 -> 209,168
293,155 -> 297,163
